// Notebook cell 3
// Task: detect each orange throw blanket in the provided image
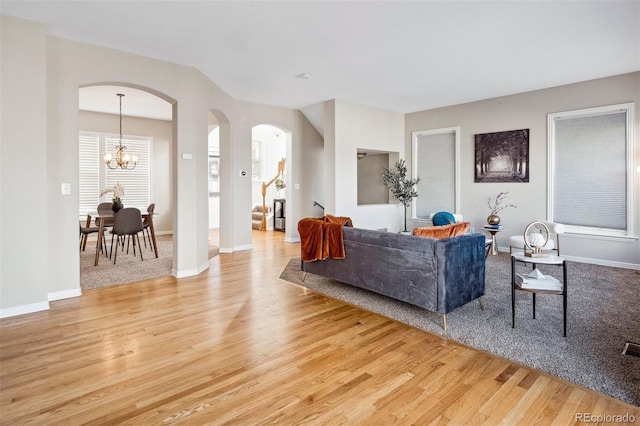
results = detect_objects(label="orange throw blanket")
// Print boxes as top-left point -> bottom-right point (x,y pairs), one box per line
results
298,215 -> 353,262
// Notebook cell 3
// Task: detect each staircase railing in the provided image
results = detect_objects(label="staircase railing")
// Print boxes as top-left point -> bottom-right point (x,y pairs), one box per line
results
313,201 -> 325,211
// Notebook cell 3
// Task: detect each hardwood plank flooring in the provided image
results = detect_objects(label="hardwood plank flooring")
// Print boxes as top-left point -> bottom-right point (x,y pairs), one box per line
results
1,230 -> 638,425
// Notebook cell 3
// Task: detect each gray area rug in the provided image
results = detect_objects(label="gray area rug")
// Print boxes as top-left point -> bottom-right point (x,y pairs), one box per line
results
280,253 -> 640,406
81,234 -> 219,290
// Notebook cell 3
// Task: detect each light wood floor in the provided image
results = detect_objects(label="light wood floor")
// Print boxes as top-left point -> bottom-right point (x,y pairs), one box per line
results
1,230 -> 638,425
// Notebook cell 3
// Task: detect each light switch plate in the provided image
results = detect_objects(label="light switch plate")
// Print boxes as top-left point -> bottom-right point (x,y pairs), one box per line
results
61,183 -> 71,195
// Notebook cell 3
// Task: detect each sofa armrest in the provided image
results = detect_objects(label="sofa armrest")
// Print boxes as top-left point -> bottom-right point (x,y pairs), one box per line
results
434,233 -> 486,314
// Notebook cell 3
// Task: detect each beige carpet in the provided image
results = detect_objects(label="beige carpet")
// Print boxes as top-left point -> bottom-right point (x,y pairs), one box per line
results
80,234 -> 219,290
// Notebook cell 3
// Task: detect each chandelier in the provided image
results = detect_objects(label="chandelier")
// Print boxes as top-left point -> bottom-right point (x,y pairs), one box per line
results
102,93 -> 138,170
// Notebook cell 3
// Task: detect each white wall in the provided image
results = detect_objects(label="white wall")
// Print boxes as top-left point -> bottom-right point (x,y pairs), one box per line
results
233,100 -> 322,244
78,110 -> 173,233
328,100 -> 405,231
1,16 -> 50,314
405,72 -> 640,267
0,15 -> 322,316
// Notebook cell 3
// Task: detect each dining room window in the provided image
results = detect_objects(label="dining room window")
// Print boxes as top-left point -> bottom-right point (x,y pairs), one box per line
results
79,131 -> 151,215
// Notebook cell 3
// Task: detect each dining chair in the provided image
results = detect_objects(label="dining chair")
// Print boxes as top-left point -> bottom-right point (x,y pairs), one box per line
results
95,202 -> 114,231
79,217 -> 104,252
142,203 -> 155,252
110,208 -> 145,264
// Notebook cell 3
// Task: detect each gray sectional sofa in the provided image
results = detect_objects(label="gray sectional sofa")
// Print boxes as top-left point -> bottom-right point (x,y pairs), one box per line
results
301,227 -> 486,329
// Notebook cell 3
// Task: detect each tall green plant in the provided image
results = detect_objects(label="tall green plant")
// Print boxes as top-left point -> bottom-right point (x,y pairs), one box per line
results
382,159 -> 420,232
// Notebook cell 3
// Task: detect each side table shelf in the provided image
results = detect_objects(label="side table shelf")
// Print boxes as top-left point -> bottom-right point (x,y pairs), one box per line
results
511,254 -> 568,336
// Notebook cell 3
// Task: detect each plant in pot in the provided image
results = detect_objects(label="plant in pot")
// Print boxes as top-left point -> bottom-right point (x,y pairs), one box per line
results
487,191 -> 516,225
382,159 -> 420,232
100,183 -> 125,212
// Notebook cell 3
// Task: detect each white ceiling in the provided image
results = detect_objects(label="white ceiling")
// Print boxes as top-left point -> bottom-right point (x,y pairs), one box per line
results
3,1 -> 639,121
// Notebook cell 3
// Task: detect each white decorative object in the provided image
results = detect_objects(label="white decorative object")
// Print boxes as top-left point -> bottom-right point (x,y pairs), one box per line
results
523,221 -> 550,258
527,232 -> 545,248
527,268 -> 545,280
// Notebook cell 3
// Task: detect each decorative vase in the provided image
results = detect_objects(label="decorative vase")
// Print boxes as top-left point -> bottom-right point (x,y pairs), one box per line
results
112,202 -> 123,213
487,214 -> 500,225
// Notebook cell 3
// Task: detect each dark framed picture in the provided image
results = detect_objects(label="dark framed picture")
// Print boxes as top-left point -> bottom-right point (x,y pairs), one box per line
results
474,129 -> 529,182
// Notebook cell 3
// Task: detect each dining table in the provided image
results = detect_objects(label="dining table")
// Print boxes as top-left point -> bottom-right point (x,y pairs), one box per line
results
85,210 -> 159,266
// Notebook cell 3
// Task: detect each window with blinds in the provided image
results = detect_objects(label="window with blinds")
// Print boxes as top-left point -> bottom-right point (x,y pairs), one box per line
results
252,139 -> 264,181
548,103 -> 634,236
412,128 -> 460,219
78,132 -> 151,215
79,133 -> 100,215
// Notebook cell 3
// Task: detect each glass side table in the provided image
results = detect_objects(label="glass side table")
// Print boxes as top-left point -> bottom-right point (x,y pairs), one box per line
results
511,253 -> 568,337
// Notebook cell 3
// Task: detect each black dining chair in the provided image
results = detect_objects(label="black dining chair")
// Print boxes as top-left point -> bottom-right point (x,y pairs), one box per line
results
110,208 -> 144,264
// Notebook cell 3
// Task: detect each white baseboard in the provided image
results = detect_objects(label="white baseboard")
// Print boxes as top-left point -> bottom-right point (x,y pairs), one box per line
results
285,236 -> 300,243
218,244 -> 252,254
49,288 -> 82,301
0,301 -> 50,319
172,261 -> 210,278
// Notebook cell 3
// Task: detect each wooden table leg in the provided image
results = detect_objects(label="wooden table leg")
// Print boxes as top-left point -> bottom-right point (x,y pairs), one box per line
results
94,217 -> 105,266
148,215 -> 159,258
82,215 -> 92,251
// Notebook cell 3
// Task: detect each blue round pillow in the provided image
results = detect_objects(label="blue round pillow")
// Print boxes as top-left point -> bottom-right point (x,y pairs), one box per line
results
432,211 -> 456,226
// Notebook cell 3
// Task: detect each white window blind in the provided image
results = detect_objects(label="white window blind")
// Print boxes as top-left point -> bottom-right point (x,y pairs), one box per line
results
413,130 -> 457,219
105,136 -> 150,211
79,133 -> 100,215
79,132 -> 151,215
550,104 -> 632,235
252,140 -> 263,181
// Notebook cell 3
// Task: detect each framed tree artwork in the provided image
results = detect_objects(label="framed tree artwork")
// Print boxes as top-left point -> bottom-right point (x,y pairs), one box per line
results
474,129 -> 529,182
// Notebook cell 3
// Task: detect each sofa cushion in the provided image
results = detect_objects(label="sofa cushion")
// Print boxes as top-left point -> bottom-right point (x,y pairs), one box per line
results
413,222 -> 470,239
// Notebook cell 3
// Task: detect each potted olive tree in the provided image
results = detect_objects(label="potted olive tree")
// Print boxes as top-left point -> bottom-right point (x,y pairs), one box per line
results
382,159 -> 420,232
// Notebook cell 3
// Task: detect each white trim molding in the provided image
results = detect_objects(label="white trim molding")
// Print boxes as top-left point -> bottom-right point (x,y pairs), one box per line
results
0,301 -> 50,319
49,289 -> 82,301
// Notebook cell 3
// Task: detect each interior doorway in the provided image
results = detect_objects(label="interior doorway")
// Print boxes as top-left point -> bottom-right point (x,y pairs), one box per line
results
251,124 -> 287,233
78,84 -> 174,290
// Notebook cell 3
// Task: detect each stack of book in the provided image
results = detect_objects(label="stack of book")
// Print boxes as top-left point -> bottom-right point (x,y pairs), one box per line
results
483,224 -> 504,230
515,269 -> 562,291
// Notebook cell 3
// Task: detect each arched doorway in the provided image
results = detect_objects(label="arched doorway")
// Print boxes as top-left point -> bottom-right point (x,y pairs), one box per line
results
78,84 -> 175,289
251,124 -> 289,234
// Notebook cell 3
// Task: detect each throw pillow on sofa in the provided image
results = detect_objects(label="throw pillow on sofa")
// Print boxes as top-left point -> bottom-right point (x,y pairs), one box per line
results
431,211 -> 456,226
413,222 -> 470,239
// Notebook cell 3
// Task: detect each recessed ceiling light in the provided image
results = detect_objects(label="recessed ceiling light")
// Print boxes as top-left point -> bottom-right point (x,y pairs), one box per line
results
295,73 -> 310,80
